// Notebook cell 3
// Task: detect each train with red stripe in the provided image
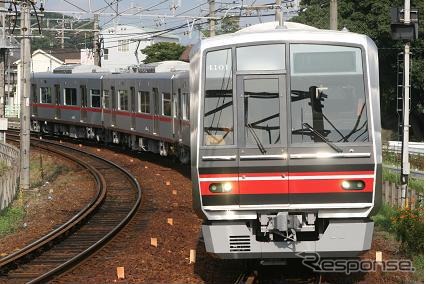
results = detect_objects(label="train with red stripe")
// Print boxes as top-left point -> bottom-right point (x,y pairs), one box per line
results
30,22 -> 382,261
31,72 -> 191,163
190,22 -> 381,259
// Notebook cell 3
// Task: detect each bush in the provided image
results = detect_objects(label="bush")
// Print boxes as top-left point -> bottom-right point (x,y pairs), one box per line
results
372,204 -> 397,231
391,206 -> 424,256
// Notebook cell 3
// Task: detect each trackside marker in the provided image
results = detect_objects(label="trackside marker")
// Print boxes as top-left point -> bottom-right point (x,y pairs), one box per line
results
116,267 -> 125,280
151,238 -> 158,247
376,251 -> 382,262
189,250 -> 196,264
166,181 -> 171,186
144,166 -> 148,169
130,159 -> 134,162
172,190 -> 177,195
167,218 -> 173,225
79,144 -> 82,147
97,148 -> 101,152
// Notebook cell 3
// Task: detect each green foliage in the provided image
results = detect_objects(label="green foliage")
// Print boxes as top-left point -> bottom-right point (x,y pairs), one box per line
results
0,161 -> 8,176
392,206 -> 424,256
413,254 -> 424,281
0,205 -> 25,236
141,42 -> 186,64
372,204 -> 397,231
292,0 -> 424,141
382,168 -> 423,193
200,16 -> 241,37
382,149 -> 424,170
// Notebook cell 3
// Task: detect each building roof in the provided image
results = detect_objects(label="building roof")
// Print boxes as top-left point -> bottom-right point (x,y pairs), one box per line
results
41,48 -> 81,62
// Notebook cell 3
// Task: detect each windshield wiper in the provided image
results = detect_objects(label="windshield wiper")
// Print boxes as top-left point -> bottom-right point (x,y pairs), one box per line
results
247,123 -> 267,154
302,123 -> 343,153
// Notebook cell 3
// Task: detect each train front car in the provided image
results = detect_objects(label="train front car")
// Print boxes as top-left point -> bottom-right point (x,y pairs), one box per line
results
190,23 -> 382,259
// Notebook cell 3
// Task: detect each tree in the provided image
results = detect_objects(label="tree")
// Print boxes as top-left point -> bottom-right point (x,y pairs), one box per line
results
140,42 -> 186,64
200,16 -> 241,37
291,0 -> 424,141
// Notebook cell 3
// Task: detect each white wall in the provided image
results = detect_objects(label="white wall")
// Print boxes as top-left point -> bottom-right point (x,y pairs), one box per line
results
101,25 -> 179,72
14,52 -> 63,108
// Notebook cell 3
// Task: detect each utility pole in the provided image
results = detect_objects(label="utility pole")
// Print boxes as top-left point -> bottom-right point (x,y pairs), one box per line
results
330,0 -> 338,30
209,0 -> 215,37
400,0 -> 411,207
20,1 -> 31,190
275,0 -> 283,26
0,2 -> 6,117
93,13 -> 101,66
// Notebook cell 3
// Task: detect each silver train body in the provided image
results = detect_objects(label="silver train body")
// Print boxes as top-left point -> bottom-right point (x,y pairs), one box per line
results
190,24 -> 382,259
31,72 -> 191,162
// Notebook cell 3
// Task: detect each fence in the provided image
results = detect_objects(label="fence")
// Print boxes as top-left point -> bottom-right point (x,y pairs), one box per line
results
382,181 -> 423,209
0,142 -> 20,210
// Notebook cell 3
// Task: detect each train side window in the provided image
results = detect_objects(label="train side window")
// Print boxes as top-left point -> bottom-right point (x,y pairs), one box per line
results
90,89 -> 101,108
203,48 -> 233,146
31,84 -> 37,103
103,90 -> 110,108
40,87 -> 52,103
162,92 -> 171,116
118,90 -> 129,111
64,88 -> 77,106
138,91 -> 150,113
182,92 -> 189,120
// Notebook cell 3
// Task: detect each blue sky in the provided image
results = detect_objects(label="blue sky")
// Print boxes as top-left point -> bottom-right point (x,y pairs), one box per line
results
42,0 -> 296,44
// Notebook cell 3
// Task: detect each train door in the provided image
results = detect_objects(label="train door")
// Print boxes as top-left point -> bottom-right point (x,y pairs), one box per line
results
54,84 -> 60,119
80,84 -> 87,122
130,86 -> 136,130
31,83 -> 38,116
176,88 -> 182,138
236,75 -> 288,206
152,87 -> 159,135
111,86 -> 117,126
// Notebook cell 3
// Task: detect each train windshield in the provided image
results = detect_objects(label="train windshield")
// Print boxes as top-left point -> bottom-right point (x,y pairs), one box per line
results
203,48 -> 233,146
290,44 -> 369,143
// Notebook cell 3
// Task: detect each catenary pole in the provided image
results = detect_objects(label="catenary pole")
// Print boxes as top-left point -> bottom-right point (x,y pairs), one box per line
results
93,13 -> 101,66
20,0 -> 31,190
209,0 -> 215,37
275,0 -> 283,26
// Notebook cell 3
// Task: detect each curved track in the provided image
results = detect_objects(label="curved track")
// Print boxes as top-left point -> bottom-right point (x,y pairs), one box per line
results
1,132 -> 142,283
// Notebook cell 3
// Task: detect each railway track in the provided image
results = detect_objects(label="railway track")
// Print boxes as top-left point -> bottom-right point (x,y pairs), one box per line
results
1,131 -> 142,283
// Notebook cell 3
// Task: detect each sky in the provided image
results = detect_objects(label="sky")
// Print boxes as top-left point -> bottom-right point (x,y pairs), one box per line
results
41,0 -> 299,44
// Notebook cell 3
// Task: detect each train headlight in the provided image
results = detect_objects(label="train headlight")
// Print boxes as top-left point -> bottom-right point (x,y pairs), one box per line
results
223,182 -> 232,192
341,180 -> 365,190
209,182 -> 233,193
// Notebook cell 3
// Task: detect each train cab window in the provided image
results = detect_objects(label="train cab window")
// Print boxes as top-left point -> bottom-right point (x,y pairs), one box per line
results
290,44 -> 368,143
237,44 -> 285,71
40,87 -> 52,103
244,78 -> 280,145
90,89 -> 101,108
138,91 -> 150,113
162,92 -> 171,116
182,92 -> 189,120
118,90 -> 129,111
103,90 -> 110,108
203,48 -> 233,146
64,88 -> 77,106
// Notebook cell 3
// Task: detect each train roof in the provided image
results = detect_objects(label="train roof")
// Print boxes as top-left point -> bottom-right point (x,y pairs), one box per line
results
32,70 -> 189,80
198,21 -> 375,52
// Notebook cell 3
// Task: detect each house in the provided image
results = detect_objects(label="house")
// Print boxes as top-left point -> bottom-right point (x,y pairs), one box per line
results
88,24 -> 180,72
10,49 -> 81,116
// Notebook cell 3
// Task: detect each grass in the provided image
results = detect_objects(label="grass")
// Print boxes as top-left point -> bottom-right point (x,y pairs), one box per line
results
0,203 -> 25,236
383,149 -> 424,171
383,168 -> 424,193
29,154 -> 67,189
413,254 -> 424,281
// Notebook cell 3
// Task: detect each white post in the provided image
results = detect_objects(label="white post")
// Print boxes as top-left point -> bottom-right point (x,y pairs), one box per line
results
400,0 -> 411,207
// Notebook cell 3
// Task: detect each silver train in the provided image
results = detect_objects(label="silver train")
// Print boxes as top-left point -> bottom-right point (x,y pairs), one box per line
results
31,22 -> 382,260
31,72 -> 191,163
190,22 -> 382,259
